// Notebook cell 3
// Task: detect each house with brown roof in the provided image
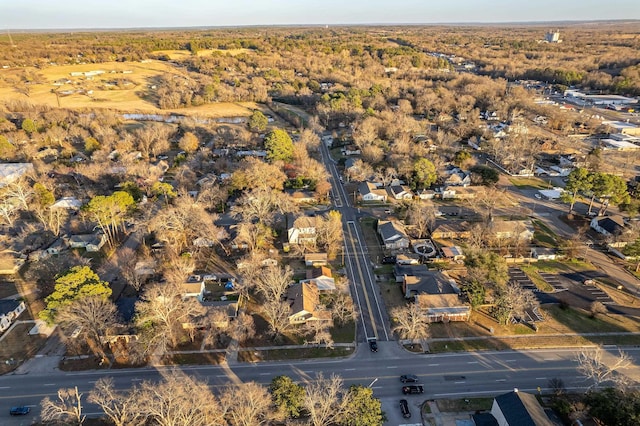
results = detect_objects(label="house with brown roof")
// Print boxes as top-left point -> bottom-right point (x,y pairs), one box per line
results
301,266 -> 336,291
431,221 -> 471,240
305,253 -> 328,266
287,282 -> 332,324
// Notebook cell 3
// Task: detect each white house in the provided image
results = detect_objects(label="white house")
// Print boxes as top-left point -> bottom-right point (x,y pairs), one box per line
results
358,182 -> 388,202
387,185 -> 413,200
591,215 -> 626,238
51,197 -> 82,210
68,233 -> 107,252
287,215 -> 318,245
378,221 -> 410,250
0,163 -> 34,188
0,300 -> 26,332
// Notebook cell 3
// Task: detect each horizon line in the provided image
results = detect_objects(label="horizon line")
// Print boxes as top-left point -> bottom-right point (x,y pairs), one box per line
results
5,18 -> 640,33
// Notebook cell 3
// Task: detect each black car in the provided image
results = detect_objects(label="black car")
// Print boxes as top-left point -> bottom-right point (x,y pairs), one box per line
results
381,255 -> 396,264
10,406 -> 30,416
399,399 -> 411,418
368,339 -> 378,352
402,385 -> 424,395
400,374 -> 419,383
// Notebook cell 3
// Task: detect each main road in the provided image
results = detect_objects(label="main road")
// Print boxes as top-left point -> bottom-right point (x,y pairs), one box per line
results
2,345 -> 640,423
318,137 -> 389,343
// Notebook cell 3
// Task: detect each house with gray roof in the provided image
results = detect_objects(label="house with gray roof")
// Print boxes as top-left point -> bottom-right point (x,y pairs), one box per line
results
377,220 -> 409,250
490,390 -> 553,426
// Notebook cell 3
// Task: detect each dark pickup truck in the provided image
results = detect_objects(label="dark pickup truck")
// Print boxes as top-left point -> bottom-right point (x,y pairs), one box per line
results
402,385 -> 424,395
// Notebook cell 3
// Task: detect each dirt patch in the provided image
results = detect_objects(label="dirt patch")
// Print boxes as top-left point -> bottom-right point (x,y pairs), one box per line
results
0,323 -> 48,374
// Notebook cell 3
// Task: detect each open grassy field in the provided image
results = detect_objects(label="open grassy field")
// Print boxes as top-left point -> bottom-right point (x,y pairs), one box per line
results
0,60 -> 257,117
508,176 -> 551,190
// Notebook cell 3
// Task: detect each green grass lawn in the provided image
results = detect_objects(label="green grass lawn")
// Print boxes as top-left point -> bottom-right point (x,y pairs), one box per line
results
531,220 -> 559,247
331,321 -> 356,343
519,265 -> 554,292
544,305 -> 638,333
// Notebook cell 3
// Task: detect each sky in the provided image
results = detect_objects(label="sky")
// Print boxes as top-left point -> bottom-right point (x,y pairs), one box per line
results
1,0 -> 639,29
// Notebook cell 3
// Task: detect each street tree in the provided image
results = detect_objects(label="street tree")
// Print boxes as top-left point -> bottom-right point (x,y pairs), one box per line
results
179,131 -> 199,153
340,385 -> 385,426
390,302 -> 431,340
56,296 -> 119,361
410,157 -> 437,189
220,381 -> 274,426
303,320 -> 334,348
590,301 -> 608,318
40,386 -> 85,425
304,373 -> 346,426
576,346 -> 632,390
84,191 -> 135,248
137,370 -> 225,426
327,291 -> 357,325
88,378 -> 144,426
264,128 -> 294,163
248,110 -> 269,132
270,375 -> 306,419
492,282 -> 537,325
40,266 -> 111,325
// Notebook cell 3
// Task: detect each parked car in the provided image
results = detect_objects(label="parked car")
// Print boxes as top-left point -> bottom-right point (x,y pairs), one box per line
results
399,399 -> 411,418
10,406 -> 30,416
400,374 -> 419,383
368,339 -> 378,352
402,385 -> 424,395
382,255 -> 396,264
534,193 -> 542,199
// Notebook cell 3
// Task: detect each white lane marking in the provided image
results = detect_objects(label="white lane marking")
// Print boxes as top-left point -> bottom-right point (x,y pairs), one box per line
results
496,379 -> 506,382
467,361 -> 479,364
387,366 -> 398,369
344,368 -> 356,371
505,359 -> 517,362
131,378 -> 143,381
0,386 -> 10,389
43,383 -> 55,386
428,363 -> 440,366
454,381 -> 465,384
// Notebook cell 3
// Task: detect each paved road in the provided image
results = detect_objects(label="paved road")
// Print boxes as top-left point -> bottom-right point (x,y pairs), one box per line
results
319,138 -> 390,343
3,345 -> 640,424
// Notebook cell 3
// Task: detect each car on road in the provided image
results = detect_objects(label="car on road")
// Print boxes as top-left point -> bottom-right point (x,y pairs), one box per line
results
10,406 -> 30,416
402,385 -> 424,395
534,193 -> 542,199
400,374 -> 419,383
399,399 -> 411,418
368,339 -> 378,352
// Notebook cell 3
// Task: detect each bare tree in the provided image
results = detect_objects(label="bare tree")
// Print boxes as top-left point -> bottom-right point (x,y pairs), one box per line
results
255,265 -> 293,303
391,302 -> 431,340
405,200 -> 436,238
317,210 -> 344,260
135,281 -> 205,354
88,378 -> 144,426
262,299 -> 292,339
493,282 -> 538,325
229,311 -> 257,344
56,296 -> 119,362
40,386 -> 85,425
576,346 -> 632,390
303,320 -> 334,349
328,291 -> 357,325
138,370 -> 225,426
219,382 -> 274,426
304,373 -> 346,426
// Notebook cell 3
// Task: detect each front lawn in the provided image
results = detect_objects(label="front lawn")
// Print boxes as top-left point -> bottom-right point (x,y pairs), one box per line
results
509,177 -> 549,190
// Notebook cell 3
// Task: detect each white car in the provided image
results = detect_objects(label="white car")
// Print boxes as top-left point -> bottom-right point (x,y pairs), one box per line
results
534,194 -> 542,199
